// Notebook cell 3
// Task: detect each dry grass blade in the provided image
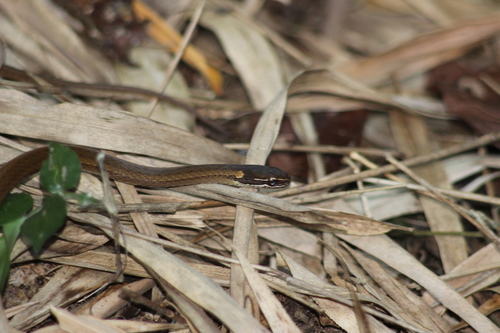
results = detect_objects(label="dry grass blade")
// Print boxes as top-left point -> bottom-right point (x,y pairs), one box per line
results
387,155 -> 500,244
77,279 -> 155,318
183,184 -> 405,235
230,80 -> 288,306
429,243 -> 500,307
97,320 -> 187,332
339,234 -> 500,333
73,213 -> 269,333
9,267 -> 115,330
232,244 -> 301,332
51,306 -> 125,333
344,245 -> 450,332
281,252 -> 403,333
390,112 -> 467,272
149,272 -> 221,333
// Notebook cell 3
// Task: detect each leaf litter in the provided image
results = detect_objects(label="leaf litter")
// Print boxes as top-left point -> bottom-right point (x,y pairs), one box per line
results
1,1 -> 500,332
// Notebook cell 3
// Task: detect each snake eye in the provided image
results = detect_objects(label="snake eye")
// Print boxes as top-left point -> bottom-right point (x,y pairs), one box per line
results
268,177 -> 277,186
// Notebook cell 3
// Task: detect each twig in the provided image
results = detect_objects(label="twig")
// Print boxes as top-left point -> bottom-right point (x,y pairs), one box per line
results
225,143 -> 401,157
146,1 -> 206,118
276,131 -> 500,197
363,177 -> 500,206
386,155 -> 500,245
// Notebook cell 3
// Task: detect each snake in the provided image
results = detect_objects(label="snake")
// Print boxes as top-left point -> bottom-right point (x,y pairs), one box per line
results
0,145 -> 291,203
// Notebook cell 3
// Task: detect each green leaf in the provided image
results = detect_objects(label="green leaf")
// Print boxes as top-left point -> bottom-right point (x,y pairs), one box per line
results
65,192 -> 101,207
0,193 -> 33,252
40,143 -> 81,195
0,193 -> 34,226
21,195 -> 67,254
0,236 -> 10,293
0,191 -> 34,293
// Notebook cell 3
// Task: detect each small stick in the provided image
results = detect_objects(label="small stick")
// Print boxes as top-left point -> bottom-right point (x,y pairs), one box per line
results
276,132 -> 500,197
386,155 -> 500,245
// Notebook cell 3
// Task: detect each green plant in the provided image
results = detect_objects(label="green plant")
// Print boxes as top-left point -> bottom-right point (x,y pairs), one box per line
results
0,143 -> 98,292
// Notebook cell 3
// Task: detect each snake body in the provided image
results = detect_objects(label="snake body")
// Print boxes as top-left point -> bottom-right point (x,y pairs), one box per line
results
0,145 -> 291,203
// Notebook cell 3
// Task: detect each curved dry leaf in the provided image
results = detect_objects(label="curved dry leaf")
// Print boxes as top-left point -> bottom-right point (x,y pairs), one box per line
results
287,69 -> 406,112
201,10 -> 285,109
0,90 -> 242,165
339,14 -> 500,86
132,0 -> 223,94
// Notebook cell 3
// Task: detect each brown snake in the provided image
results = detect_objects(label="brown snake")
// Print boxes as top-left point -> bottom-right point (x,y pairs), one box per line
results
0,145 -> 291,203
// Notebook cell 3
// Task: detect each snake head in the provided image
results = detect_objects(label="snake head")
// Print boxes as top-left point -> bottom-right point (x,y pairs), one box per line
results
236,165 -> 291,189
